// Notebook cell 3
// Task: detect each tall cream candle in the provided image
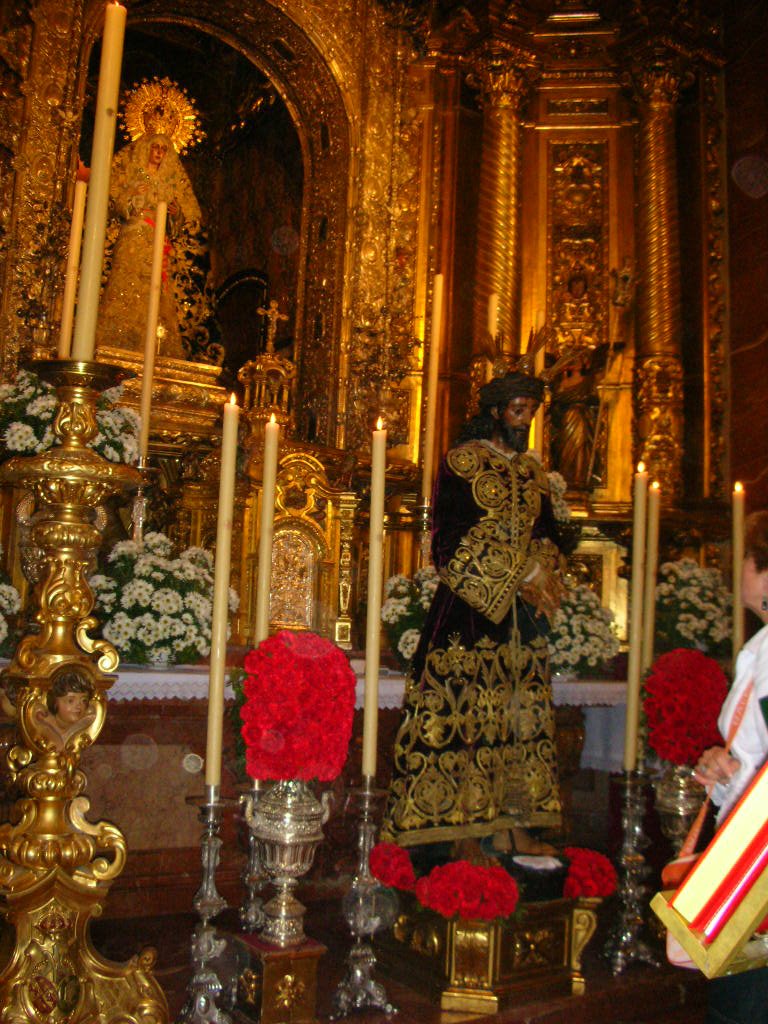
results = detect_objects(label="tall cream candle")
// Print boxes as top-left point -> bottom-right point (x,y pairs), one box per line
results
420,273 -> 443,502
624,461 -> 648,772
362,418 -> 387,780
205,394 -> 240,789
487,293 -> 499,339
71,1 -> 126,362
58,178 -> 88,359
137,202 -> 167,463
733,482 -> 745,661
254,414 -> 280,644
640,481 -> 661,674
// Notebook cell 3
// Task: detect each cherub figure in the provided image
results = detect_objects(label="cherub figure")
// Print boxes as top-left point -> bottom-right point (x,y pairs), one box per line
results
33,670 -> 96,751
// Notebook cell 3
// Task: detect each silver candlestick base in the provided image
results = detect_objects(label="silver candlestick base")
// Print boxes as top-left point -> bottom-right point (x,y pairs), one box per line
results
331,778 -> 398,1019
177,786 -> 235,1024
605,770 -> 662,974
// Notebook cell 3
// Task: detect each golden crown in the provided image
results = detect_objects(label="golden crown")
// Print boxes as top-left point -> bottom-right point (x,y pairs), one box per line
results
121,76 -> 205,154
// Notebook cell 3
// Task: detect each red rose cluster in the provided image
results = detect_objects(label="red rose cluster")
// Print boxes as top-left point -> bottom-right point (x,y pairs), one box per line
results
414,859 -> 520,921
563,846 -> 618,899
240,630 -> 356,782
643,648 -> 727,766
369,842 -> 417,891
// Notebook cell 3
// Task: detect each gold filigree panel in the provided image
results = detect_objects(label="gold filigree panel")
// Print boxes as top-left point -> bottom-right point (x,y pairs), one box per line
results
548,141 -> 608,355
0,1 -> 83,369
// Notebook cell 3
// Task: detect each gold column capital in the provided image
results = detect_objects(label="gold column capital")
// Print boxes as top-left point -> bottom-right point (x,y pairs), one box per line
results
466,42 -> 538,110
625,58 -> 695,111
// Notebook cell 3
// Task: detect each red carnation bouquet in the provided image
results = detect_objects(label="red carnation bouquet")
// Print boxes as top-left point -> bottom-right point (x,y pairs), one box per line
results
239,630 -> 356,781
415,860 -> 520,921
563,847 -> 617,899
369,842 -> 417,892
643,648 -> 727,766
369,843 -> 519,921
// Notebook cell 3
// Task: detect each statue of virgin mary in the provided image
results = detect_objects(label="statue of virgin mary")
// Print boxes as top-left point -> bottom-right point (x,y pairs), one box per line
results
95,79 -> 206,359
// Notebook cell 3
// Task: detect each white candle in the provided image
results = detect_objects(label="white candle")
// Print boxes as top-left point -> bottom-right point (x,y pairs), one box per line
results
640,481 -> 661,674
487,293 -> 499,339
362,417 -> 387,780
205,394 -> 240,789
624,461 -> 648,772
254,414 -> 280,644
733,482 -> 745,660
137,202 -> 167,463
420,273 -> 443,502
58,178 -> 88,359
71,1 -> 126,362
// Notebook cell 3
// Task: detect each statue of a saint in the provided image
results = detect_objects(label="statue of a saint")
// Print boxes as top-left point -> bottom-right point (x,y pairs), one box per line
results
96,132 -> 202,357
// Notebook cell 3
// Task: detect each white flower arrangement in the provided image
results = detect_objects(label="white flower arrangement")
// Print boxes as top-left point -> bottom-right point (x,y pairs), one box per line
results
381,565 -> 440,670
89,532 -> 239,667
548,582 -> 620,678
0,544 -> 21,657
654,557 -> 732,658
547,471 -> 571,524
0,369 -> 140,464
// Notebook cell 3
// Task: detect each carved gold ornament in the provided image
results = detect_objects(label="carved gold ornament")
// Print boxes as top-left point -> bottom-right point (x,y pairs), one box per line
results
121,76 -> 205,154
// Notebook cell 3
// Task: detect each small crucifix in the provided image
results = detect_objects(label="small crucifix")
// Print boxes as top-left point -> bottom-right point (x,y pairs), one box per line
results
256,298 -> 289,354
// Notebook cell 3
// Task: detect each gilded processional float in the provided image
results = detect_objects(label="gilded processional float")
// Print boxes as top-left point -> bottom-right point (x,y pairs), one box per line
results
0,0 -> 757,1020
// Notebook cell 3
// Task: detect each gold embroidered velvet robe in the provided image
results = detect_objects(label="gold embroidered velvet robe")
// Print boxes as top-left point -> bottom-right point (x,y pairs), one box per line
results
381,440 -> 563,847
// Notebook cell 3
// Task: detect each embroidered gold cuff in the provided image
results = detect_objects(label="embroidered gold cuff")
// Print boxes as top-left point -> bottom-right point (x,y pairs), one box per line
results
440,519 -> 532,624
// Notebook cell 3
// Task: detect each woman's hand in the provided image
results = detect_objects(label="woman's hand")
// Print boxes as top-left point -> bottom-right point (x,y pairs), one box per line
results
693,745 -> 740,788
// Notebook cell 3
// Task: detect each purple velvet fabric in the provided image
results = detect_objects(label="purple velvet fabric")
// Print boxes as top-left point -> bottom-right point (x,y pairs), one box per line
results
408,451 -> 562,684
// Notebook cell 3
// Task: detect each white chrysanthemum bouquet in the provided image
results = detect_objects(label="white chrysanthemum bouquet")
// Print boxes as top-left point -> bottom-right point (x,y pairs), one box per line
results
654,557 -> 732,658
548,582 -> 619,678
89,532 -> 239,667
0,544 -> 21,658
0,369 -> 139,464
380,565 -> 439,670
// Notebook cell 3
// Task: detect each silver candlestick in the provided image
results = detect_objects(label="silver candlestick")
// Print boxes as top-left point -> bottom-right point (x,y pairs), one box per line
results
239,778 -> 266,932
131,456 -> 149,543
605,770 -> 661,974
178,786 -> 234,1024
331,778 -> 398,1019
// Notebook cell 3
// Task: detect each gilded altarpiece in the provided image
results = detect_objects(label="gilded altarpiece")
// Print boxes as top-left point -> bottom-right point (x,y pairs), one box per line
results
521,63 -> 636,512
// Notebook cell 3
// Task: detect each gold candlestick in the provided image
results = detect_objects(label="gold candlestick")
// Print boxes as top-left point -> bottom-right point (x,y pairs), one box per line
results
0,359 -> 168,1024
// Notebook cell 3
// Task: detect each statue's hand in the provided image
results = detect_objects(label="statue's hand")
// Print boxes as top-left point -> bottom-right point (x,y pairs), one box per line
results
519,565 -> 564,622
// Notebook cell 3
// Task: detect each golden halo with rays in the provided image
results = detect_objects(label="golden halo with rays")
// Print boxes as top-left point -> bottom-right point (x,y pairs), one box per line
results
121,76 -> 205,154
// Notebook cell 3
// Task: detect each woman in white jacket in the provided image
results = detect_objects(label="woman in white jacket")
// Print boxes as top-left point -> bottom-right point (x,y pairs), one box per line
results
694,510 -> 768,1024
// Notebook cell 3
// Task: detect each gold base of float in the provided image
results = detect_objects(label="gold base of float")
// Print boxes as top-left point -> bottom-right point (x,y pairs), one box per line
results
0,361 -> 167,1024
235,934 -> 326,1024
379,894 -> 600,1014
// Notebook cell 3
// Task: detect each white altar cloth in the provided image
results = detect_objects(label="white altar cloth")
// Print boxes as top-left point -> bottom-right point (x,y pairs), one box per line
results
109,663 -> 629,773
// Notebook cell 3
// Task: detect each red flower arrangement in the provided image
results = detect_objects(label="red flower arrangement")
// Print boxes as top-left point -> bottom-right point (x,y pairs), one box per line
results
563,847 -> 617,899
369,842 -> 417,891
239,630 -> 356,781
415,860 -> 520,921
643,647 -> 727,766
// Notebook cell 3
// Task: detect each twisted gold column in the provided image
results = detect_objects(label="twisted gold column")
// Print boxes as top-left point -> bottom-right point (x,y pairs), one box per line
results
0,361 -> 168,1024
468,46 -> 535,363
633,67 -> 686,501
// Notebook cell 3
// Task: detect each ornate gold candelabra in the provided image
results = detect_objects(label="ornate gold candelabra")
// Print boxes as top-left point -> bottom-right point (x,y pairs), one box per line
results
0,359 -> 168,1024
